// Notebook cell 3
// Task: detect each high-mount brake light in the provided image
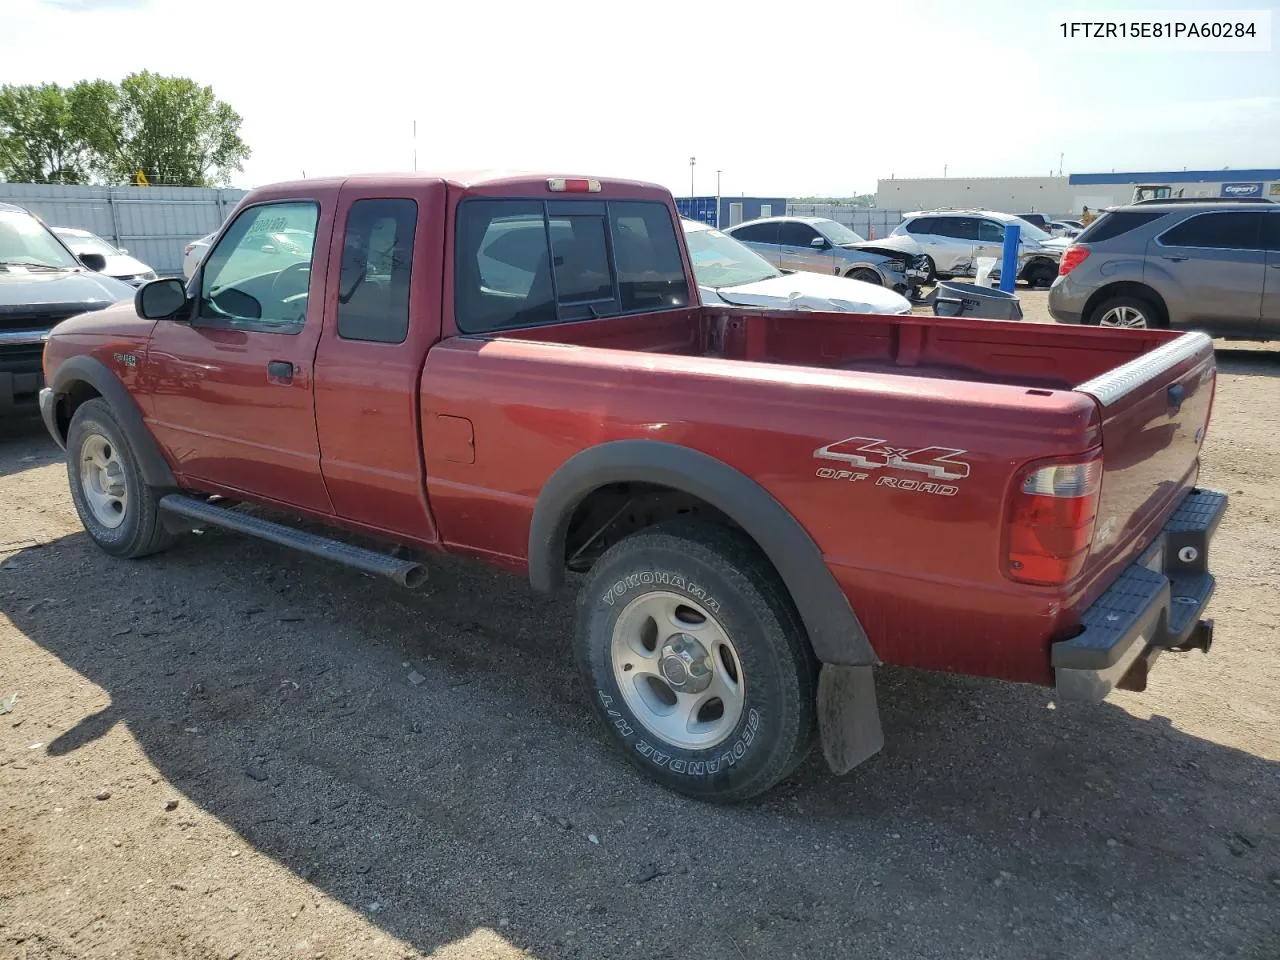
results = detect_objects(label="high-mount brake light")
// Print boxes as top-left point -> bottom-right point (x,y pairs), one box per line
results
547,178 -> 601,193
1006,451 -> 1104,586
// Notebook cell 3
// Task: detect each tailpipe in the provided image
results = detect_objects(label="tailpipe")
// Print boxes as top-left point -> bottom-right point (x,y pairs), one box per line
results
1172,618 -> 1214,654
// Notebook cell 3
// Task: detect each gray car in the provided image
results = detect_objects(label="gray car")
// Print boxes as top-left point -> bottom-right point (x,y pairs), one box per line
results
1048,201 -> 1280,336
723,216 -> 931,295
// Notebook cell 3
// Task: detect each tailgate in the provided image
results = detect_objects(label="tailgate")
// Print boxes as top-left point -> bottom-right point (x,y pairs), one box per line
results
1076,331 -> 1216,578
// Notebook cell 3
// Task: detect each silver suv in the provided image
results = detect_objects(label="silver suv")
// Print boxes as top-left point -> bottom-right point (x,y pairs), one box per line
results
1048,200 -> 1280,335
892,210 -> 1070,286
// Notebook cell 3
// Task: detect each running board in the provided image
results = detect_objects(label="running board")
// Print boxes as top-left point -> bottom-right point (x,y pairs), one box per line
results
158,494 -> 428,588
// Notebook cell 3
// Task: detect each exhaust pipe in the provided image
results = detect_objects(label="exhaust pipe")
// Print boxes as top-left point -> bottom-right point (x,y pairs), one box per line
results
1174,618 -> 1214,654
159,494 -> 428,588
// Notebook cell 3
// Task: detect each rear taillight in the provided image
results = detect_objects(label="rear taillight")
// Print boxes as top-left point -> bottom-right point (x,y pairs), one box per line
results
1006,451 -> 1103,586
1058,245 -> 1089,276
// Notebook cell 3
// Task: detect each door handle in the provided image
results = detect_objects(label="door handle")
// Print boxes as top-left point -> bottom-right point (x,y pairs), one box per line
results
267,360 -> 294,383
1162,255 -> 1188,262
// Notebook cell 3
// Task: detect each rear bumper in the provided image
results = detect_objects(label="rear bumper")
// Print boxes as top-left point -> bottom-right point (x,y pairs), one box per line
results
1052,488 -> 1227,701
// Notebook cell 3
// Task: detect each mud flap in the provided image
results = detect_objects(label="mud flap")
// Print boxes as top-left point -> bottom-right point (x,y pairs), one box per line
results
817,664 -> 884,775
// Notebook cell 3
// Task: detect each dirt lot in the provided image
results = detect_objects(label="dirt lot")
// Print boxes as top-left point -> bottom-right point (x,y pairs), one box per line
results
2,292 -> 1278,959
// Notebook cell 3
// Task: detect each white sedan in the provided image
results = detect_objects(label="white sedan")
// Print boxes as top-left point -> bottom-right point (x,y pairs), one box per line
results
52,227 -> 157,287
682,219 -> 912,314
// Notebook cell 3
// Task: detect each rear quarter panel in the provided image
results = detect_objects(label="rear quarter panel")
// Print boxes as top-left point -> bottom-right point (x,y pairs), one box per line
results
420,338 -> 1103,683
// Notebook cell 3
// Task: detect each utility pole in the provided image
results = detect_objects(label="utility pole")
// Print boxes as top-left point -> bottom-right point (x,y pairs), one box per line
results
1058,152 -> 1064,176
943,163 -> 948,177
689,156 -> 696,198
716,169 -> 722,227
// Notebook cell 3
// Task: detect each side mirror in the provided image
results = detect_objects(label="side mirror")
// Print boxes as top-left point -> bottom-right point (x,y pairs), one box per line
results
136,277 -> 188,319
809,236 -> 828,249
78,252 -> 107,272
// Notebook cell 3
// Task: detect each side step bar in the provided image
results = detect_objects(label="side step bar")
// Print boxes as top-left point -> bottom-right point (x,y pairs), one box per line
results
159,494 -> 428,589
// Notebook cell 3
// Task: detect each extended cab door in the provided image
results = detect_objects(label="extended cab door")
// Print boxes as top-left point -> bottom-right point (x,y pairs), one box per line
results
310,178 -> 447,543
145,198 -> 333,513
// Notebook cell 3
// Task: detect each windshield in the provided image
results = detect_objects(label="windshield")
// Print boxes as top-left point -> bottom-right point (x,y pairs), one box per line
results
814,219 -> 866,245
1013,218 -> 1053,242
57,231 -> 119,257
0,211 -> 81,269
683,225 -> 780,288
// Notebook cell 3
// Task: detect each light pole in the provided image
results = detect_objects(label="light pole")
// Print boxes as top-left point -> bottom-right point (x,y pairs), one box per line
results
689,156 -> 696,199
715,169 -> 722,227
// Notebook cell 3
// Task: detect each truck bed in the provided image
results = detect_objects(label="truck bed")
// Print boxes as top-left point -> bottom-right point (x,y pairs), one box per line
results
501,305 -> 1176,391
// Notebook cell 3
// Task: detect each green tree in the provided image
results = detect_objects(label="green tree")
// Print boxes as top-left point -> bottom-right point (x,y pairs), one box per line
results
0,83 -> 94,184
92,72 -> 250,187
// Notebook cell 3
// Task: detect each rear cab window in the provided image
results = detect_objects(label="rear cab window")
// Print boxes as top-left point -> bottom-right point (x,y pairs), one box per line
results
454,199 -> 689,333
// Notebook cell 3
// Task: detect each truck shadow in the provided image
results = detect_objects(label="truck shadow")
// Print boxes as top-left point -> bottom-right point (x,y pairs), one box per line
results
3,531 -> 1277,959
1214,345 -> 1280,379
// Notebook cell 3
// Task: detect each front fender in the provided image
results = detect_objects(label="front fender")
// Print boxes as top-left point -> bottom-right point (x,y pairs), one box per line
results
528,440 -> 876,667
49,354 -> 177,489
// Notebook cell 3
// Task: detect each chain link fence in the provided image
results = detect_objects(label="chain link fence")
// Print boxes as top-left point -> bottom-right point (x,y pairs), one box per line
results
784,203 -> 908,238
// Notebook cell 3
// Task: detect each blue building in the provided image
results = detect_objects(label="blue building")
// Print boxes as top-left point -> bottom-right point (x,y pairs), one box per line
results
675,196 -> 788,229
1067,169 -> 1280,208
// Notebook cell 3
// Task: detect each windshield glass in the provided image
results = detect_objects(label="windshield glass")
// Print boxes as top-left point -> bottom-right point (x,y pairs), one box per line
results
814,219 -> 866,245
57,231 -> 119,257
1013,218 -> 1052,242
0,211 -> 80,269
683,225 -> 780,288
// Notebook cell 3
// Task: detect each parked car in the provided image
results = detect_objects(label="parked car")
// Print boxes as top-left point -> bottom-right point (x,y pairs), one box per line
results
182,232 -> 216,279
682,219 -> 911,314
1049,200 -> 1280,335
40,171 -> 1224,802
1017,213 -> 1052,231
723,216 -> 932,294
52,227 -> 157,287
892,210 -> 1070,286
1046,221 -> 1082,239
0,202 -> 135,413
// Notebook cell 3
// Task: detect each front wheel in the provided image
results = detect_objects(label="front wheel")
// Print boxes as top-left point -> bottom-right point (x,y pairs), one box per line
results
66,398 -> 176,559
575,521 -> 817,803
846,267 -> 882,286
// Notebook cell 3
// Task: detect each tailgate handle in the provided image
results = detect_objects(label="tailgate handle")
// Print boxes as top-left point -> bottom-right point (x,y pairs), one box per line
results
1167,384 -> 1185,413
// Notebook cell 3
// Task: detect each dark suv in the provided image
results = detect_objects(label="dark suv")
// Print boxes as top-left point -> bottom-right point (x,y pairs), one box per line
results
1048,200 -> 1280,336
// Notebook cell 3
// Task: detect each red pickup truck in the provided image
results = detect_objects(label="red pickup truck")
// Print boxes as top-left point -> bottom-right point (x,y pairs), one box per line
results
38,172 -> 1225,802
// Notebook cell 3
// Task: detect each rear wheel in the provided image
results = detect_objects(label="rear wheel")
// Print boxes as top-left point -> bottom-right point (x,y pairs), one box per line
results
846,268 -> 882,286
575,521 -> 817,803
1088,294 -> 1161,329
66,398 -> 175,559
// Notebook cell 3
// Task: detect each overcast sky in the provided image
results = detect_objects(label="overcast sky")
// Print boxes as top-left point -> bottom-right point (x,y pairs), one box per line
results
2,0 -> 1277,196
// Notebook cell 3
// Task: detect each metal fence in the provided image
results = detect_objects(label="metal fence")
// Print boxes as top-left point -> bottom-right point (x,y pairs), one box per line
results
785,203 -> 908,238
0,183 -> 247,277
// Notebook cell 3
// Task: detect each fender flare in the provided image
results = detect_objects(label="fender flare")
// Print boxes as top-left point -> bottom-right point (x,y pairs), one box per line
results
528,440 -> 876,667
50,355 -> 177,490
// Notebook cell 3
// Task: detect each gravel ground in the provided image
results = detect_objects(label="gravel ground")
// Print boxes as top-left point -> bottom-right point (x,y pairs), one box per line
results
2,296 -> 1278,959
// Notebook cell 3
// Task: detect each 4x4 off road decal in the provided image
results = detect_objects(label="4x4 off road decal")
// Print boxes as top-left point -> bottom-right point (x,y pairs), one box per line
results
813,436 -> 971,496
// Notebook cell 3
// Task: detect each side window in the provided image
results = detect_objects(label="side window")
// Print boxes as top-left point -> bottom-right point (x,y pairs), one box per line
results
610,201 -> 687,311
904,217 -> 934,235
730,222 -> 778,244
778,222 -> 820,247
199,202 -> 319,332
1159,212 -> 1263,250
978,220 -> 1006,243
336,198 -> 417,344
942,217 -> 980,241
1261,212 -> 1280,252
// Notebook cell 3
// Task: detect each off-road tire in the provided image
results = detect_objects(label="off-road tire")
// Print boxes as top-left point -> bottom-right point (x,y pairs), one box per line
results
66,398 -> 176,559
576,520 -> 818,803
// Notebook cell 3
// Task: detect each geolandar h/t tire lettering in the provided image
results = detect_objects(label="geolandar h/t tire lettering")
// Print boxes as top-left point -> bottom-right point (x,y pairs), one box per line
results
66,398 -> 175,559
576,520 -> 817,802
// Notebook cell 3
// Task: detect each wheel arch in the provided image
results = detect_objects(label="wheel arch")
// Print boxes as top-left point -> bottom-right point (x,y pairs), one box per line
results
50,356 -> 177,489
1082,282 -> 1169,327
528,440 -> 876,667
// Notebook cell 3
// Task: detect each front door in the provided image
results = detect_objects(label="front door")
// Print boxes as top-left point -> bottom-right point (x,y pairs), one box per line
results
145,198 -> 333,513
1261,211 -> 1280,335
